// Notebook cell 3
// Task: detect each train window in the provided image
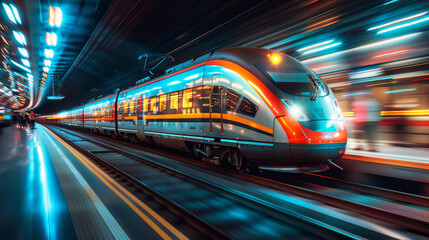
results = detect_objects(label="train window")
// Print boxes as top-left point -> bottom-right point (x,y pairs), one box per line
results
159,94 -> 167,111
170,92 -> 178,110
183,89 -> 193,108
212,85 -> 220,94
238,97 -> 258,117
255,59 -> 328,98
124,101 -> 128,113
130,100 -> 134,114
226,89 -> 241,112
150,96 -> 157,112
143,98 -> 148,112
125,101 -> 130,116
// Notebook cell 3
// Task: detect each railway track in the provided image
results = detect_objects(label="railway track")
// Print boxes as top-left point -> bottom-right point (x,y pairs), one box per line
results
48,125 -> 428,238
47,125 -> 361,239
293,172 -> 429,207
46,126 -> 229,240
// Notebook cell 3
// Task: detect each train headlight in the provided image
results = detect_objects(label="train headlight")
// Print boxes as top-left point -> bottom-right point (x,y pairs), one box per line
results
290,106 -> 310,121
282,99 -> 309,121
267,53 -> 281,64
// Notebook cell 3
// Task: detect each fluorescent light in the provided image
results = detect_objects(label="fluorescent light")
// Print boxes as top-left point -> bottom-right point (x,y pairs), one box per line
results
21,59 -> 30,67
303,33 -> 421,64
357,33 -> 420,50
13,31 -> 26,45
297,40 -> 334,52
385,88 -> 416,94
383,0 -> 399,5
47,96 -> 65,100
368,12 -> 427,31
49,7 -> 62,27
350,68 -> 382,79
302,42 -> 342,55
46,32 -> 57,46
373,49 -> 409,58
10,4 -> 21,24
11,60 -> 31,72
2,3 -> 15,24
378,16 -> 429,34
18,47 -> 28,58
342,92 -> 369,97
44,49 -> 54,58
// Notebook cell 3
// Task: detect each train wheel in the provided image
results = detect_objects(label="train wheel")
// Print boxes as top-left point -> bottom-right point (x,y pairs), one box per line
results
232,151 -> 247,172
246,162 -> 259,174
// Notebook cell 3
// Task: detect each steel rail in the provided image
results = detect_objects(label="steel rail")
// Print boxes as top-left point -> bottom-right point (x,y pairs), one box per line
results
51,125 -> 429,235
48,126 -> 232,240
301,173 -> 429,207
49,125 -> 360,239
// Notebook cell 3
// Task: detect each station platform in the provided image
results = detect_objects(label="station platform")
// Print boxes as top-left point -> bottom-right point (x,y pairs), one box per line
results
335,138 -> 429,196
0,123 -> 427,238
346,138 -> 429,163
0,124 -> 191,239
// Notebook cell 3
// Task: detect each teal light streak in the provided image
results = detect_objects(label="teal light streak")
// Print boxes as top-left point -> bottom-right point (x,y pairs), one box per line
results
302,42 -> 342,55
385,88 -> 416,94
378,16 -> 429,34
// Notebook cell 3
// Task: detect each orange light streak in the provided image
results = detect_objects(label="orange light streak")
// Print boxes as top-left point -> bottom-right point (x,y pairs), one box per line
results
372,49 -> 410,58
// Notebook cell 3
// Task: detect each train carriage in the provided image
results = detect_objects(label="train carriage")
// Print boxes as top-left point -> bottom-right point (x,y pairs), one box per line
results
55,47 -> 347,172
70,107 -> 84,128
116,87 -> 142,142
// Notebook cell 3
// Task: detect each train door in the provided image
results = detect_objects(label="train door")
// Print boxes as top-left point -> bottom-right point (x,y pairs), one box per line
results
210,74 -> 223,135
81,108 -> 84,128
136,92 -> 145,141
114,91 -> 120,136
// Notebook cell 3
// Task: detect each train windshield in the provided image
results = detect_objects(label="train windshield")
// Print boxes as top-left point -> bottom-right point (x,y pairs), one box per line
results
255,58 -> 328,97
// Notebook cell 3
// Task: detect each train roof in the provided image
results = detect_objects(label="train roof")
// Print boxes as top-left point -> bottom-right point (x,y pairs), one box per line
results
121,47 -> 292,92
75,47 -> 296,109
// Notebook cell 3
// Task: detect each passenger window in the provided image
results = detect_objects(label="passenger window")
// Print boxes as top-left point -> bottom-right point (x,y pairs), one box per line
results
170,92 -> 178,110
238,97 -> 258,117
134,99 -> 139,116
150,96 -> 157,112
159,94 -> 167,111
212,85 -> 220,94
183,89 -> 193,108
124,101 -> 128,114
143,98 -> 148,112
226,89 -> 241,112
130,100 -> 134,114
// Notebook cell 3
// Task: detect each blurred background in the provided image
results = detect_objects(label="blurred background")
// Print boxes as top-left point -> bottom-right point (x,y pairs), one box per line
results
0,0 -> 428,149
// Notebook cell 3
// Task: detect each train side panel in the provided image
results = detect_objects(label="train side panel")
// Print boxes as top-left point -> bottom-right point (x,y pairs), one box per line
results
141,66 -> 205,151
117,88 -> 141,141
83,103 -> 96,131
99,95 -> 116,136
202,64 -> 275,162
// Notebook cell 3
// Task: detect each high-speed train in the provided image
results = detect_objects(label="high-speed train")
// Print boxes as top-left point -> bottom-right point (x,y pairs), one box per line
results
49,47 -> 347,172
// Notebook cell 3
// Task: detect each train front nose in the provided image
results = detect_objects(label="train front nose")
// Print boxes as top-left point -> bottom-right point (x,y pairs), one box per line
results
275,115 -> 347,163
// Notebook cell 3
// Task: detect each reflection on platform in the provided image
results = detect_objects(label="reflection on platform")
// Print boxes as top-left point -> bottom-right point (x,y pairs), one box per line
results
0,125 -> 76,239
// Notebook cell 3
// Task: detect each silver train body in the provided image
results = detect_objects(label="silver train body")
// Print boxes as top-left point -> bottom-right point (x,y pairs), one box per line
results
55,47 -> 347,172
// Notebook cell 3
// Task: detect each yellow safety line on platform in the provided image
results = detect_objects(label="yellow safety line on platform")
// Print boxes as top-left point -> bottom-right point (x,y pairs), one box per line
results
41,125 -> 188,240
